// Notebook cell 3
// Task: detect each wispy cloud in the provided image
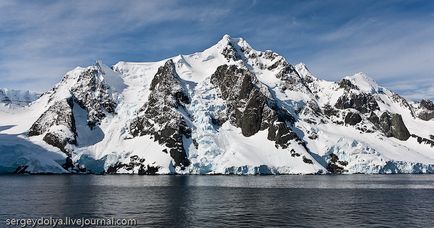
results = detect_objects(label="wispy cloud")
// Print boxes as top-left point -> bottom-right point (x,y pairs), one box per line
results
0,0 -> 232,91
306,20 -> 434,78
0,0 -> 432,100
384,78 -> 434,101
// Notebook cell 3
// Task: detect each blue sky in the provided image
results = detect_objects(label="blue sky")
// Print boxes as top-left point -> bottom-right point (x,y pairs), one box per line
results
0,0 -> 433,100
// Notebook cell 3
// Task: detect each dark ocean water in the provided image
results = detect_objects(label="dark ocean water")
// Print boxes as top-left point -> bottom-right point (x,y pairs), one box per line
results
0,175 -> 434,227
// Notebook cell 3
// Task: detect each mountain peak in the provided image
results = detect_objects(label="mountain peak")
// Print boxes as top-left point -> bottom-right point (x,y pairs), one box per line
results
221,34 -> 232,42
216,34 -> 252,52
344,72 -> 380,93
295,62 -> 317,82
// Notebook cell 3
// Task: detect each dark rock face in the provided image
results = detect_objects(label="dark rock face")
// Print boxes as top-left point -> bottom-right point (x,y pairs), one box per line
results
390,113 -> 410,140
323,104 -> 339,117
239,90 -> 266,136
411,134 -> 434,147
106,162 -> 124,174
368,112 -> 380,126
130,60 -> 191,168
211,64 -> 298,149
420,99 -> 434,110
344,112 -> 362,126
290,149 -> 301,157
28,64 -> 116,154
326,153 -> 347,174
69,67 -> 116,128
43,132 -> 75,155
105,155 -> 158,174
28,98 -> 77,154
29,98 -> 75,136
221,42 -> 242,61
302,101 -> 322,119
379,112 -> 410,141
302,156 -> 313,164
335,93 -> 379,113
210,65 -> 252,100
51,154 -> 86,173
418,111 -> 434,121
274,61 -> 313,95
379,112 -> 393,137
62,157 -> 74,170
274,61 -> 299,81
138,165 -> 159,175
417,99 -> 434,121
267,122 -> 298,148
338,79 -> 359,91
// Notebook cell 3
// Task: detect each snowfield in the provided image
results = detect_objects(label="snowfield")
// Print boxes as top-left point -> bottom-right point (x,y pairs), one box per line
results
0,35 -> 433,174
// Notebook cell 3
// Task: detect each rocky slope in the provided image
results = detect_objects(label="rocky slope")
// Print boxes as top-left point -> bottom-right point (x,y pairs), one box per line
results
0,35 -> 433,174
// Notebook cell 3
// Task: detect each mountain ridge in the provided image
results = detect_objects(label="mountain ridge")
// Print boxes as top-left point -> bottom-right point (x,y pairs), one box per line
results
0,34 -> 433,174
0,88 -> 41,107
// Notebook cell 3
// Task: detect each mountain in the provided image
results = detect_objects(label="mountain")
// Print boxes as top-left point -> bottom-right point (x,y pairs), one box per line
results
0,88 -> 40,107
1,35 -> 433,174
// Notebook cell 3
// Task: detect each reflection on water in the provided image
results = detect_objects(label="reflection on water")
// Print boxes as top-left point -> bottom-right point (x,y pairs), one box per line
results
0,175 -> 434,227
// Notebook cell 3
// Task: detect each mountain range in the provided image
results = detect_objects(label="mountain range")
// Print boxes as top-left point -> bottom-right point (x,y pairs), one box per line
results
1,35 -> 433,174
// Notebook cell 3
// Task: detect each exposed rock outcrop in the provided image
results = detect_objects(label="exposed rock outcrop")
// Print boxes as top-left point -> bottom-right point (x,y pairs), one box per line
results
211,64 -> 298,149
411,134 -> 434,147
338,79 -> 359,91
326,153 -> 348,174
368,112 -> 380,127
130,60 -> 191,168
28,98 -> 76,154
221,41 -> 242,62
275,61 -> 314,95
379,112 -> 410,141
323,104 -> 339,117
62,157 -> 74,170
420,99 -> 434,110
69,67 -> 116,128
105,155 -> 158,174
335,92 -> 379,113
43,131 -> 74,155
418,111 -> 434,121
26,64 -> 117,154
344,112 -> 362,126
417,99 -> 434,121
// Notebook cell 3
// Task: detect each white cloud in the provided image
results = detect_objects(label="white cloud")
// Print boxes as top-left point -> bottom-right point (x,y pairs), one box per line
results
306,18 -> 434,77
0,0 -> 231,91
0,0 -> 432,101
384,78 -> 434,101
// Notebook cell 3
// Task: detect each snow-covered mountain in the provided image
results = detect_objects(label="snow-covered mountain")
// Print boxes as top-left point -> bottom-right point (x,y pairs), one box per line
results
0,89 -> 40,107
1,35 -> 433,174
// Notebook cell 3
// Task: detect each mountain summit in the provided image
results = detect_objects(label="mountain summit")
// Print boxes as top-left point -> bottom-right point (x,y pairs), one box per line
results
1,35 -> 433,174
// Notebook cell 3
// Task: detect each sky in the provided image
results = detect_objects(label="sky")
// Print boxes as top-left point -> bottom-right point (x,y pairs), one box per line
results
0,0 -> 433,100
